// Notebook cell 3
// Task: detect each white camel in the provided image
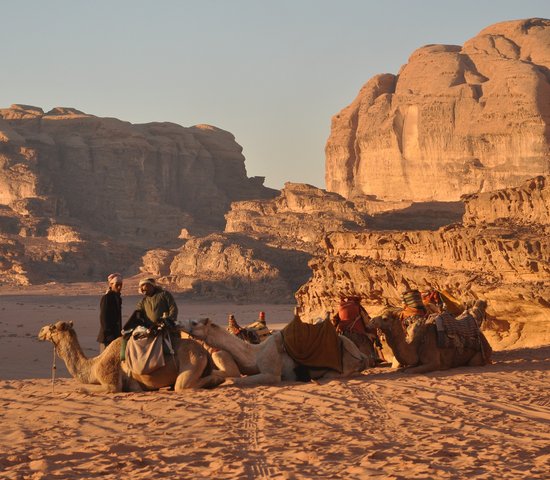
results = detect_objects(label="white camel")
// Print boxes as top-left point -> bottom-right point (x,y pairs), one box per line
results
182,314 -> 367,386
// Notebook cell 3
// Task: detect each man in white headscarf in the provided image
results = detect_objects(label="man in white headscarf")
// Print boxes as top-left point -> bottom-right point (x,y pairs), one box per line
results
136,277 -> 178,327
97,273 -> 123,351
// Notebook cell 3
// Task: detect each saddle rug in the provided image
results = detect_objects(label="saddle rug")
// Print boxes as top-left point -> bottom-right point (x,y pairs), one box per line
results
432,312 -> 481,350
125,328 -> 166,375
439,312 -> 480,337
282,317 -> 342,372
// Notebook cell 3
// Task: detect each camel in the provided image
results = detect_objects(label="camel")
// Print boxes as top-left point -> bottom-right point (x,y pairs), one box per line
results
367,300 -> 492,374
179,330 -> 242,378
38,321 -> 225,392
182,314 -> 368,386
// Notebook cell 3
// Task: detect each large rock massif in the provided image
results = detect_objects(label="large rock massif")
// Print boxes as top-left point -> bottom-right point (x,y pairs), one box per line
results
0,105 -> 276,284
326,18 -> 550,202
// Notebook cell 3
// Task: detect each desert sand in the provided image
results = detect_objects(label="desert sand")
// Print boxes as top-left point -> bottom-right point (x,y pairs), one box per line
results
0,289 -> 549,479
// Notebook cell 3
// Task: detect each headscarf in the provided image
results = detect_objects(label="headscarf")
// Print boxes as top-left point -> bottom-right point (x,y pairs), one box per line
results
139,277 -> 156,287
107,273 -> 123,285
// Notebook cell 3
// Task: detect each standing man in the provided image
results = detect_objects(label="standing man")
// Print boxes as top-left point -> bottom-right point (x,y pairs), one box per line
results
97,273 -> 123,351
136,277 -> 178,327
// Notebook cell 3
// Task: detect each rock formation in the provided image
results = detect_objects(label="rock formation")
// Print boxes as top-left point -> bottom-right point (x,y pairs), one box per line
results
138,183 -> 368,300
296,175 -> 550,348
225,182 -> 368,253
139,233 -> 311,302
0,104 -> 276,285
326,18 -> 550,202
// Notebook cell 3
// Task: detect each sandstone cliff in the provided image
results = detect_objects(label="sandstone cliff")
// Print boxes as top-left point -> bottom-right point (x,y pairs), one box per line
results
137,183 -> 367,300
139,233 -> 311,302
0,104 -> 277,285
326,18 -> 550,201
296,175 -> 550,348
225,182 -> 368,253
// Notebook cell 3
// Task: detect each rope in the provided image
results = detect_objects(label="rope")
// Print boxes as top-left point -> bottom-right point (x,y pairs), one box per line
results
51,345 -> 57,394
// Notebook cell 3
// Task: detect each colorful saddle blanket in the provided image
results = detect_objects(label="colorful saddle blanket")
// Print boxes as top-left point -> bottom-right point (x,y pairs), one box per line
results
246,321 -> 272,342
433,312 -> 481,350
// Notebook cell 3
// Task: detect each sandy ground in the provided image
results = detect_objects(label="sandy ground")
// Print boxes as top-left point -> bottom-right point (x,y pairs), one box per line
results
0,291 -> 549,479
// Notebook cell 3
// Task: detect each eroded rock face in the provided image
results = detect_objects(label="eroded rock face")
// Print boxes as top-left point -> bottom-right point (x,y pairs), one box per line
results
463,175 -> 550,226
225,182 -> 368,252
139,234 -> 311,302
326,19 -> 550,201
0,104 -> 277,285
296,176 -> 550,348
0,104 -> 276,236
135,183 -> 372,300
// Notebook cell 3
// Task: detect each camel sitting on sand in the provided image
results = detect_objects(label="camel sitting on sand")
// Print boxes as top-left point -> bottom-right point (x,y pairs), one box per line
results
38,321 -> 225,392
182,314 -> 367,386
367,300 -> 492,374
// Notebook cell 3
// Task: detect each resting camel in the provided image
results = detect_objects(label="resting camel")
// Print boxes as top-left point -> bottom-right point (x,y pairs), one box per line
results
182,315 -> 367,386
367,300 -> 492,374
38,321 -> 225,392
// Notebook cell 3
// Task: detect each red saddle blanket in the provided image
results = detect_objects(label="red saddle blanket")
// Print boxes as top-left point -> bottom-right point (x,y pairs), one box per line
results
282,317 -> 343,372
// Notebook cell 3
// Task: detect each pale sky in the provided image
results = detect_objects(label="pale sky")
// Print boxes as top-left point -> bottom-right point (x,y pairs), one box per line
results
1,0 -> 549,189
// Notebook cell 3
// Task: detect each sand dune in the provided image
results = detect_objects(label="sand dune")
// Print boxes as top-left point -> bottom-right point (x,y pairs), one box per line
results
0,294 -> 548,479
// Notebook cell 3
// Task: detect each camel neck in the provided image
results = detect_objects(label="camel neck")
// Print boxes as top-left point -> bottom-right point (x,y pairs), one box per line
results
55,333 -> 95,383
206,325 -> 258,372
382,319 -> 419,367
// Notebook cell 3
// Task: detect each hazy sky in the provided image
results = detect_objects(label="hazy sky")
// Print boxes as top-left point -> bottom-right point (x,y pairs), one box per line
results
1,1 -> 549,189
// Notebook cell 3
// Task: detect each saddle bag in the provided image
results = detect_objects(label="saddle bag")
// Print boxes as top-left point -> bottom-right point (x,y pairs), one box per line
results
124,327 -> 166,375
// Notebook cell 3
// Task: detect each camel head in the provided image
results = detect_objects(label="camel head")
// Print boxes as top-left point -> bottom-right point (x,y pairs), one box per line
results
38,321 -> 75,343
462,299 -> 488,327
186,318 -> 212,340
367,307 -> 401,332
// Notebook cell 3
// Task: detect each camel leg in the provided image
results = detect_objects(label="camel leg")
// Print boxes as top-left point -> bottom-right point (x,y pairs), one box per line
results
174,365 -> 204,391
403,363 -> 442,374
173,353 -> 226,391
174,367 -> 224,391
123,375 -> 144,392
467,352 -> 486,367
211,351 -> 241,378
230,373 -> 282,386
193,371 -> 226,389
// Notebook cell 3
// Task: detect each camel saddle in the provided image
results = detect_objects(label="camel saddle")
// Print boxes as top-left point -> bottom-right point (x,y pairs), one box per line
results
282,317 -> 343,373
124,327 -> 170,375
430,312 -> 482,350
246,320 -> 272,342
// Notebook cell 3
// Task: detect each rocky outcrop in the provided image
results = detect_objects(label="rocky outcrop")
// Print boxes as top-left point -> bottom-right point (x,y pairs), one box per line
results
296,176 -> 550,348
225,182 -> 368,252
134,183 -> 370,300
139,234 -> 311,302
0,104 -> 276,236
463,175 -> 550,226
0,105 -> 277,285
326,19 -> 550,201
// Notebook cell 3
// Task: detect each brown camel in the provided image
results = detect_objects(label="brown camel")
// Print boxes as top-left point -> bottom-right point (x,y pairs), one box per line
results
38,321 -> 225,392
182,314 -> 367,386
367,300 -> 492,374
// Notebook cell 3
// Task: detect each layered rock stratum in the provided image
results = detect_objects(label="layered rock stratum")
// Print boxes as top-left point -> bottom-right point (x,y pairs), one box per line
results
0,104 -> 276,284
296,176 -> 550,348
326,18 -> 550,201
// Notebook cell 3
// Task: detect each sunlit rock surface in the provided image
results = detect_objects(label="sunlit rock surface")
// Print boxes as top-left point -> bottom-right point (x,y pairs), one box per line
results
296,176 -> 550,348
326,19 -> 550,201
